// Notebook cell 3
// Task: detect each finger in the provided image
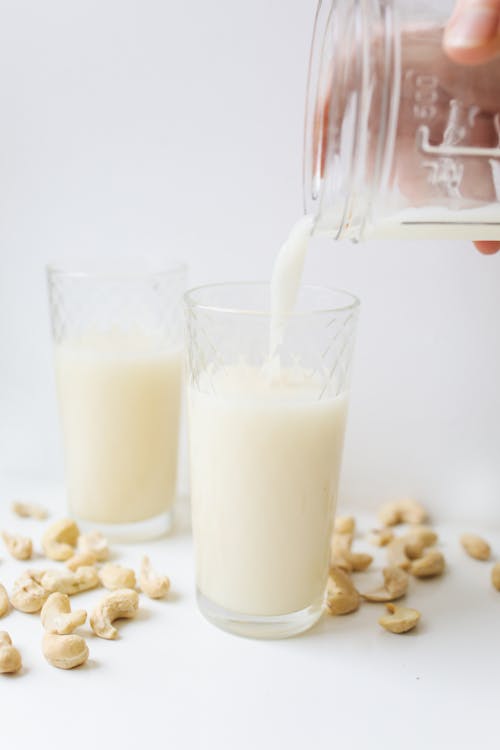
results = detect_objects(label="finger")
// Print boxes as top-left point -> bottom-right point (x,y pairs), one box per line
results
444,0 -> 500,64
474,241 -> 500,254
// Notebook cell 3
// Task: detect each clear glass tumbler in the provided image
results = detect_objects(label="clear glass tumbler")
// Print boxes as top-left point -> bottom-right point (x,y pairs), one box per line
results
185,283 -> 360,638
47,260 -> 186,541
305,0 -> 500,240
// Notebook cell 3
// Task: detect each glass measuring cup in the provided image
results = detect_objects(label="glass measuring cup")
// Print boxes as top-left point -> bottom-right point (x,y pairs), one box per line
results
304,0 -> 500,240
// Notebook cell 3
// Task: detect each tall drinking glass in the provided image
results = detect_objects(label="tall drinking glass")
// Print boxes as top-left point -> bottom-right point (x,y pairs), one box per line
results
185,283 -> 360,638
47,261 -> 186,541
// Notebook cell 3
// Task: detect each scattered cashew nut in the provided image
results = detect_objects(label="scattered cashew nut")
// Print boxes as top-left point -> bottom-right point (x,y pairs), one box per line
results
379,603 -> 421,634
378,498 -> 428,526
334,516 -> 356,535
42,632 -> 89,670
460,533 -> 491,562
330,531 -> 354,571
2,530 -> 33,561
77,531 -> 109,562
140,556 -> 171,599
387,529 -> 435,568
41,566 -> 100,596
349,553 -> 374,572
330,532 -> 373,572
491,562 -> 500,592
11,570 -> 48,613
410,550 -> 445,578
406,526 -> 438,548
11,500 -> 48,520
66,551 -> 98,572
99,564 -> 136,591
387,538 -> 412,571
367,528 -> 394,547
90,589 -> 139,640
41,593 -> 87,635
0,584 -> 9,618
325,567 -> 361,615
41,519 -> 79,561
0,631 -> 22,674
404,538 -> 426,561
363,566 -> 409,602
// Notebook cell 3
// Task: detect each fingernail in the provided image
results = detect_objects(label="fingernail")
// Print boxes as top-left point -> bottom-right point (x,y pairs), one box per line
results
446,6 -> 500,48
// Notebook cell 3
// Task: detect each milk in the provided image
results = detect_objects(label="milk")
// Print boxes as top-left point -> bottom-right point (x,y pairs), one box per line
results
269,215 -> 314,357
190,365 -> 348,616
189,218 -> 353,621
316,204 -> 500,240
365,205 -> 500,240
56,334 -> 182,524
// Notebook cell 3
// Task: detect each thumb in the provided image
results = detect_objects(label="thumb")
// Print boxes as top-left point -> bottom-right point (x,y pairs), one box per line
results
444,0 -> 500,64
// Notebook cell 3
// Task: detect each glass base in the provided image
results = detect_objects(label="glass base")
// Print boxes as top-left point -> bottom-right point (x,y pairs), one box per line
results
197,589 -> 323,640
73,509 -> 173,543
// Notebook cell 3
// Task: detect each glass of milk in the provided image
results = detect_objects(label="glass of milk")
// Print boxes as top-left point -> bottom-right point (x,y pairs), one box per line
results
185,283 -> 360,638
47,260 -> 186,541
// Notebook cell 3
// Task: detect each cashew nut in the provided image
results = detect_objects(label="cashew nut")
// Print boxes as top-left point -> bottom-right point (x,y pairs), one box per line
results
491,562 -> 500,592
406,526 -> 438,548
0,632 -> 22,674
41,519 -> 79,561
0,584 -> 9,618
378,603 -> 421,634
367,528 -> 394,547
41,566 -> 100,596
350,553 -> 374,572
334,516 -> 355,535
90,589 -> 139,640
330,532 -> 353,571
363,566 -> 409,602
460,533 -> 491,562
140,556 -> 170,599
2,530 -> 33,561
41,593 -> 87,635
325,567 -> 361,615
42,632 -> 89,670
99,564 -> 136,591
77,531 -> 109,562
66,551 -> 98,572
404,538 -> 426,561
410,550 -> 445,578
11,570 -> 49,613
11,500 -> 47,520
330,532 -> 373,572
378,498 -> 428,526
387,524 -> 439,569
387,538 -> 412,571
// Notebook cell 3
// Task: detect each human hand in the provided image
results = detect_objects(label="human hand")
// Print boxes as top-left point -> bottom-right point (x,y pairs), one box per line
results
444,0 -> 500,254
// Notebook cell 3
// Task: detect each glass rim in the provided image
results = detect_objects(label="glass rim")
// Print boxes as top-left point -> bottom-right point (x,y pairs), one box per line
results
46,259 -> 187,281
184,282 -> 360,317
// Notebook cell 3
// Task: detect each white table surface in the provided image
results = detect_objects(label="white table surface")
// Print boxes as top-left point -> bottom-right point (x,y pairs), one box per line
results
0,476 -> 499,750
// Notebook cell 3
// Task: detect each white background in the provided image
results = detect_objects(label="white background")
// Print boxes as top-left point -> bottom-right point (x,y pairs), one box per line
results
1,0 -> 500,524
0,3 -> 500,748
1,1 -> 500,525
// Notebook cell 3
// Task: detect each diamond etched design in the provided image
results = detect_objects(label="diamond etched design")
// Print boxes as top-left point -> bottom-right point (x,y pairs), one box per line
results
47,266 -> 186,347
185,283 -> 359,399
